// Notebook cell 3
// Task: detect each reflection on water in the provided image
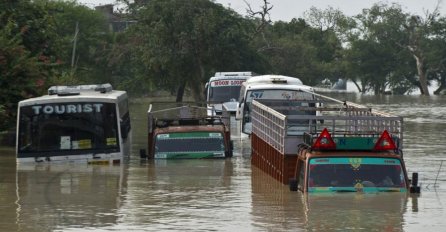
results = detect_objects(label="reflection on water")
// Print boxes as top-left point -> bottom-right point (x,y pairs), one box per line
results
116,158 -> 253,231
251,166 -> 411,231
14,163 -> 128,232
250,166 -> 306,231
0,151 -> 17,232
0,94 -> 446,231
303,193 -> 408,231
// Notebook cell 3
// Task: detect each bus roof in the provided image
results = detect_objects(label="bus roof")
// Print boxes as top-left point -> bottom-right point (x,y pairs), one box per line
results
18,84 -> 127,106
209,72 -> 254,81
244,75 -> 303,85
214,71 -> 254,77
245,83 -> 314,92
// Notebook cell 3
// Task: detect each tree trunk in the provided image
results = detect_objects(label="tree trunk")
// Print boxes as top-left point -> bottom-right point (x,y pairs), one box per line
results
189,79 -> 204,103
414,54 -> 430,95
176,81 -> 186,102
351,80 -> 363,93
188,57 -> 206,103
433,75 -> 446,95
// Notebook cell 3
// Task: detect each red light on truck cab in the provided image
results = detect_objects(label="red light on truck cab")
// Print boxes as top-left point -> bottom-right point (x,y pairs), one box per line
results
373,130 -> 397,151
312,128 -> 336,150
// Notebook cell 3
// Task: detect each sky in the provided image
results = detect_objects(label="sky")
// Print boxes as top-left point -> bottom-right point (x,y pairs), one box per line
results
79,0 -> 446,21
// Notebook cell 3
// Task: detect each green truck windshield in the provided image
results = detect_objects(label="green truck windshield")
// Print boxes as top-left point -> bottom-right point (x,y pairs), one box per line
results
154,132 -> 225,159
308,157 -> 407,193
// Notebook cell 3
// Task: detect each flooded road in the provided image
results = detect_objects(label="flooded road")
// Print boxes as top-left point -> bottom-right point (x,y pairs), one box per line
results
1,94 -> 446,231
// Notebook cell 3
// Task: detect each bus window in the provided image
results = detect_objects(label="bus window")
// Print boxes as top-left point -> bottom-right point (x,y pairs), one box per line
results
242,89 -> 315,134
18,102 -> 120,153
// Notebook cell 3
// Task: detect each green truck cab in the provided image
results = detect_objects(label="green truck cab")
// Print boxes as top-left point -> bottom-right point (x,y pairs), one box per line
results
143,103 -> 233,159
290,129 -> 420,193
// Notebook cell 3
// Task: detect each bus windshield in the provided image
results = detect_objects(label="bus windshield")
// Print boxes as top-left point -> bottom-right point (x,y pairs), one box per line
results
208,80 -> 244,102
18,102 -> 119,153
246,89 -> 314,104
308,157 -> 407,192
154,132 -> 225,158
241,89 -> 314,134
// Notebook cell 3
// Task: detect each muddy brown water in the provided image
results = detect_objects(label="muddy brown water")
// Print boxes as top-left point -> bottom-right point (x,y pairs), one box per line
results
1,94 -> 445,231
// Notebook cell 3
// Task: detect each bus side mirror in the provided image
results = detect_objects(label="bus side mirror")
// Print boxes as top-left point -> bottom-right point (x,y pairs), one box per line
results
235,102 -> 244,120
120,119 -> 131,139
204,82 -> 209,98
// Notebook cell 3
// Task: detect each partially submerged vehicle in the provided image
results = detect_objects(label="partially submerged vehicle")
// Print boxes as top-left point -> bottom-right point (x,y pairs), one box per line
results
250,93 -> 420,193
235,75 -> 315,135
205,72 -> 254,115
16,84 -> 131,164
144,103 -> 233,159
292,128 -> 415,193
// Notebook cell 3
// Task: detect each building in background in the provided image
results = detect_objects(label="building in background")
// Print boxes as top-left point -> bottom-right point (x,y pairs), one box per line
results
95,4 -> 136,32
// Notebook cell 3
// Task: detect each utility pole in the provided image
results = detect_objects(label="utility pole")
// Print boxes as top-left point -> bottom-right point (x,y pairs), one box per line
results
71,22 -> 79,70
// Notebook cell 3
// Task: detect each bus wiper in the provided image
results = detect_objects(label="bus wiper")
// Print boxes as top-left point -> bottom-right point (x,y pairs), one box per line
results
92,149 -> 113,159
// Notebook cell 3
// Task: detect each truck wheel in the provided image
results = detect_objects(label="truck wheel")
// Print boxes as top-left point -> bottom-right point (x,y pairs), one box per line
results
289,178 -> 298,191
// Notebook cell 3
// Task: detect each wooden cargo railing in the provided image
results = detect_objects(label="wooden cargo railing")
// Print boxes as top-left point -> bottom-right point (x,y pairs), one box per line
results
148,102 -> 230,133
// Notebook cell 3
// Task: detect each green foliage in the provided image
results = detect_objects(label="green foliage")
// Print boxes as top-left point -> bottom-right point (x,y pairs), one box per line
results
2,0 -> 446,132
35,0 -> 110,84
122,0 -> 266,101
0,0 -> 110,130
343,3 -> 416,94
251,14 -> 344,86
0,0 -> 55,130
345,2 -> 446,95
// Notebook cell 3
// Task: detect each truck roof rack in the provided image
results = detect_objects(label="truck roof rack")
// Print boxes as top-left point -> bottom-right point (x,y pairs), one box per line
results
147,102 -> 230,132
302,128 -> 401,153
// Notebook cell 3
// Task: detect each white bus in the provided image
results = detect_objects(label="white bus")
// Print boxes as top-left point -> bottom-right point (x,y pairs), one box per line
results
16,84 -> 131,164
205,72 -> 254,115
235,75 -> 315,134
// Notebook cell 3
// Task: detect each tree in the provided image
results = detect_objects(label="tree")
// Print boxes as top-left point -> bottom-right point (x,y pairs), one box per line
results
400,1 -> 446,95
343,3 -> 418,94
428,16 -> 446,94
346,2 -> 446,95
35,0 -> 111,85
126,0 -> 266,102
248,12 -> 344,86
0,0 -> 56,130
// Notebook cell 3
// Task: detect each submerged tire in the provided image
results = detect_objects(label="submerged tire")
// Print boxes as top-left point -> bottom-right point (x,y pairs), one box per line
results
289,178 -> 298,191
139,149 -> 147,159
225,150 -> 233,158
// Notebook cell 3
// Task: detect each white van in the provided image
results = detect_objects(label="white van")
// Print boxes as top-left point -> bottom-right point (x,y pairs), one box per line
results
205,72 -> 254,115
235,75 -> 315,134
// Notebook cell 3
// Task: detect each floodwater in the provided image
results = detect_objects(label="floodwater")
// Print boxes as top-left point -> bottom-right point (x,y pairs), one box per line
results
1,94 -> 446,231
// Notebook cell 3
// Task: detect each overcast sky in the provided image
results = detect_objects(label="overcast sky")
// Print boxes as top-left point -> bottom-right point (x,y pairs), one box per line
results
79,0 -> 445,21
